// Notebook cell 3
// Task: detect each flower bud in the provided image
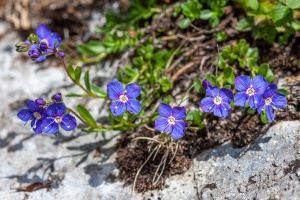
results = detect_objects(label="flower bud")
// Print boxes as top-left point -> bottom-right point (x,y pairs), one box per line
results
58,51 -> 65,57
51,93 -> 63,102
28,49 -> 41,59
15,42 -> 31,52
202,79 -> 211,90
35,98 -> 46,106
40,42 -> 48,51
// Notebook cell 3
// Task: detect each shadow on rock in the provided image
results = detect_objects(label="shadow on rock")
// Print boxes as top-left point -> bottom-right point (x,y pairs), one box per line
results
84,163 -> 116,187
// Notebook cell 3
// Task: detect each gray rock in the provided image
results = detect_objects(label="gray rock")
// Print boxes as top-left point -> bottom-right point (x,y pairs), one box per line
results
193,121 -> 300,200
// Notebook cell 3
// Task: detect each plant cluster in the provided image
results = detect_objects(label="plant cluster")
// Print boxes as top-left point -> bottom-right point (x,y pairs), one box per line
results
14,0 -> 296,190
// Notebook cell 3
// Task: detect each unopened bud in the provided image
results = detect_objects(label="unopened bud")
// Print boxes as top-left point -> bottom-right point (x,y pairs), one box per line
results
202,79 -> 211,90
51,93 -> 63,102
40,42 -> 48,51
28,49 -> 41,59
35,98 -> 46,106
15,42 -> 31,52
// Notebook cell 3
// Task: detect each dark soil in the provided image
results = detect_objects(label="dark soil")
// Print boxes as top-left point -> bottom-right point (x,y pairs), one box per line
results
4,0 -> 300,193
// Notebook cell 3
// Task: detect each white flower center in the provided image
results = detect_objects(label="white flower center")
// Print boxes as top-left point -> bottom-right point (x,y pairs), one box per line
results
168,116 -> 176,125
246,85 -> 255,96
213,96 -> 222,105
119,94 -> 128,103
40,39 -> 49,46
54,116 -> 62,124
265,97 -> 272,105
34,112 -> 42,120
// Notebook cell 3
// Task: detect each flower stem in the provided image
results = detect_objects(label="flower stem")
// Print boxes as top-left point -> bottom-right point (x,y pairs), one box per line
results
54,48 -> 98,97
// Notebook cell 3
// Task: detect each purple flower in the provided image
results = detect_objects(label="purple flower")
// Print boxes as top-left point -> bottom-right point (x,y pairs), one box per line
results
200,85 -> 233,118
154,103 -> 187,139
107,80 -> 141,116
257,84 -> 287,122
234,75 -> 268,109
30,24 -> 62,62
17,100 -> 46,134
41,103 -> 77,134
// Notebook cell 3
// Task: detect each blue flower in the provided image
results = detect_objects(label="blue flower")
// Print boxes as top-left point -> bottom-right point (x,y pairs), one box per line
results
257,84 -> 287,122
29,24 -> 62,62
17,100 -> 46,134
200,85 -> 233,118
41,103 -> 77,134
234,75 -> 268,109
154,103 -> 187,139
107,80 -> 141,116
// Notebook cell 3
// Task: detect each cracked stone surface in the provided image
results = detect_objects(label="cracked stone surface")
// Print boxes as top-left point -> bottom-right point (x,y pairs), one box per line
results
1,21 -> 300,200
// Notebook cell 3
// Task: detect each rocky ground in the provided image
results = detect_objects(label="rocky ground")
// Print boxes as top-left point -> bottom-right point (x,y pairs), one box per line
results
0,18 -> 300,200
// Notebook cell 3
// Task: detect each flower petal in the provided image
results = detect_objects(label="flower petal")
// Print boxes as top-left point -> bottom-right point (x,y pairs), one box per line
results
235,75 -> 250,91
48,33 -> 62,48
200,97 -> 215,112
17,109 -> 33,122
107,80 -> 124,100
42,118 -> 59,134
266,105 -> 274,122
219,88 -> 233,103
110,101 -> 126,116
213,103 -> 231,118
234,92 -> 247,107
36,24 -> 52,39
154,117 -> 169,133
27,100 -> 41,112
257,101 -> 265,114
272,93 -> 287,109
206,86 -> 219,98
158,103 -> 172,117
46,103 -> 66,117
263,83 -> 277,98
172,106 -> 186,120
170,121 -> 185,139
252,75 -> 268,94
125,83 -> 141,99
61,114 -> 77,131
126,99 -> 141,114
31,119 -> 43,134
249,94 -> 263,109
36,56 -> 47,62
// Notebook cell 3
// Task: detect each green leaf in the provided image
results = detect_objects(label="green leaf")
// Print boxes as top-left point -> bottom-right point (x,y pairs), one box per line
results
223,67 -> 235,85
247,108 -> 256,114
74,66 -> 82,83
28,33 -> 39,44
236,17 -> 254,31
277,88 -> 288,96
214,31 -> 227,42
279,0 -> 300,9
187,110 -> 205,129
257,63 -> 275,83
248,0 -> 259,10
159,76 -> 173,92
77,105 -> 97,126
260,110 -> 269,124
199,9 -> 213,20
179,18 -> 192,29
84,71 -> 91,91
67,64 -> 76,80
91,85 -> 107,98
77,41 -> 106,56
66,93 -> 90,97
271,3 -> 292,27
